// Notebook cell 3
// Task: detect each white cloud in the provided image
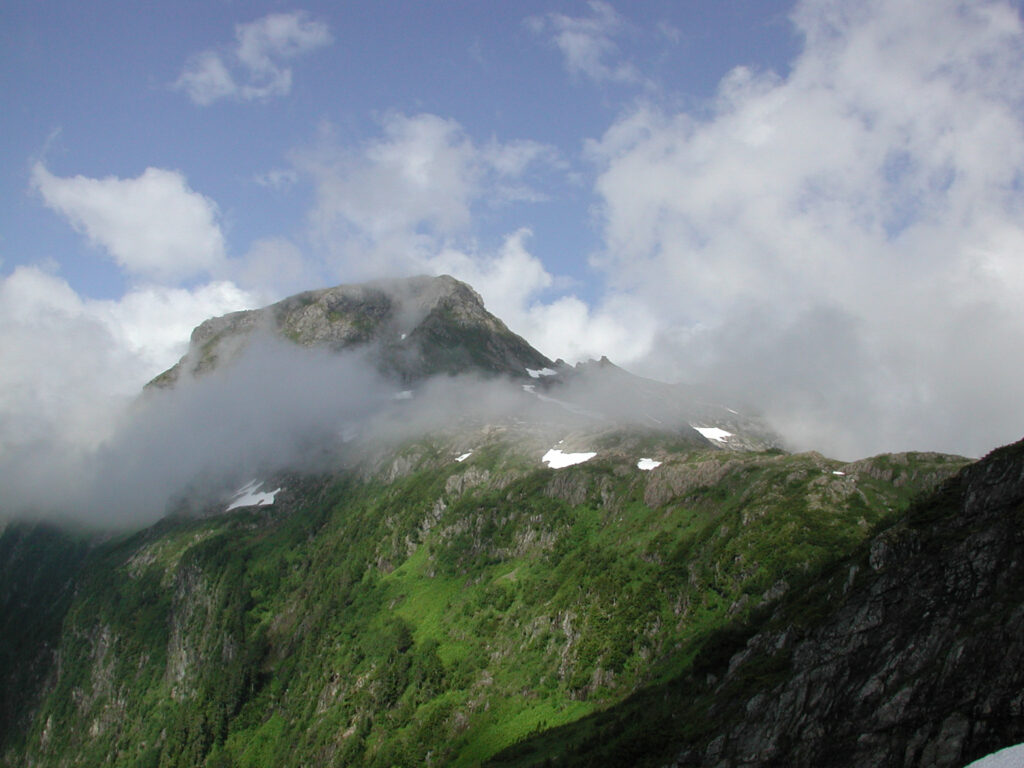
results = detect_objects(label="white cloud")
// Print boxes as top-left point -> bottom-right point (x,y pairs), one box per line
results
588,0 -> 1024,458
175,11 -> 331,105
93,280 -> 259,373
527,0 -> 641,85
32,164 -> 226,283
297,113 -> 561,279
174,51 -> 235,106
304,114 -> 481,246
0,266 -> 256,515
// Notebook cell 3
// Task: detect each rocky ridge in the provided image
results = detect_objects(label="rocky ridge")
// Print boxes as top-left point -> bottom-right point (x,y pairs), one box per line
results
149,274 -> 553,388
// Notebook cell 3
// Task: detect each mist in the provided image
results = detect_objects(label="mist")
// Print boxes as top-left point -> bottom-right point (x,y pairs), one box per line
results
0,337 -> 396,527
0,326 -> 769,530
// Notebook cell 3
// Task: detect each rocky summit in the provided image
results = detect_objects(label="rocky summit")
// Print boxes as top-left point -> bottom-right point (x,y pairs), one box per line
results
0,276 -> 1021,768
148,275 -> 554,388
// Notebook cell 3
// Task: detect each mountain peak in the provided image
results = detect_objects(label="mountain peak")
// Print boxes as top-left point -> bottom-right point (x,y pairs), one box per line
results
149,275 -> 553,387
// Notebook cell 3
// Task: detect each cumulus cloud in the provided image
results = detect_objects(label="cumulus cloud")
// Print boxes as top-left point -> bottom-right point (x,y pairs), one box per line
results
175,11 -> 331,105
31,164 -> 227,283
297,113 -> 561,276
587,0 -> 1024,458
303,114 -> 482,249
527,0 -> 641,85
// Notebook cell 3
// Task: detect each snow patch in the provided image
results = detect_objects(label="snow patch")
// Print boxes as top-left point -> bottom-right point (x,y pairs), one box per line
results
526,367 -> 557,378
227,480 -> 281,511
520,382 -> 604,419
693,425 -> 733,442
455,452 -> 472,462
832,470 -> 846,476
964,743 -> 1024,768
543,448 -> 596,469
637,458 -> 662,471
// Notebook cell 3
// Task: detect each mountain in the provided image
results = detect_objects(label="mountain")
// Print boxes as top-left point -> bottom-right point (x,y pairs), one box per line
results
2,275 -> 1015,768
146,274 -> 780,454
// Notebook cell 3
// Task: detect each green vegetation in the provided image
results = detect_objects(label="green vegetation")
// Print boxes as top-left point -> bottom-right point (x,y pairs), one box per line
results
0,440 -> 967,767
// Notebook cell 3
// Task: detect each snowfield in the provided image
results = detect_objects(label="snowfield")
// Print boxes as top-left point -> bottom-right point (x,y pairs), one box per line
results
227,480 -> 281,511
964,743 -> 1024,767
693,425 -> 733,442
637,458 -> 662,471
542,448 -> 597,468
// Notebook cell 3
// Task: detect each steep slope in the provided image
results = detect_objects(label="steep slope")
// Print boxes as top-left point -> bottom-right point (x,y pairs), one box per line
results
489,439 -> 1024,767
0,523 -> 90,753
0,435 -> 965,767
148,275 -> 553,388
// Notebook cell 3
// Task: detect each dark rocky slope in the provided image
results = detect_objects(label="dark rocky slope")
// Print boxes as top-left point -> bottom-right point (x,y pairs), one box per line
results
690,438 -> 1024,767
490,439 -> 1024,767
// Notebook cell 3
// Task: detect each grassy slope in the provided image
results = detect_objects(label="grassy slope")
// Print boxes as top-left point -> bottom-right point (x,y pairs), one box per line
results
6,441 -> 967,767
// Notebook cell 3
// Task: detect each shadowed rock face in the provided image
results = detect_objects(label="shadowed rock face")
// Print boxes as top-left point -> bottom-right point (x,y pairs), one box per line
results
148,275 -> 553,388
673,439 -> 1024,768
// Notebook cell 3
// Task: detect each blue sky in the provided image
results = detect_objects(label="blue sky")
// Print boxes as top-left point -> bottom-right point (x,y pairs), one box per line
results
3,0 -> 1024,464
2,0 -> 796,301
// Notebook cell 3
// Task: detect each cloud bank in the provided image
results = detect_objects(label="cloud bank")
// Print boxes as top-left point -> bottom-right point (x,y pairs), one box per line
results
586,0 -> 1024,459
0,267 -> 258,523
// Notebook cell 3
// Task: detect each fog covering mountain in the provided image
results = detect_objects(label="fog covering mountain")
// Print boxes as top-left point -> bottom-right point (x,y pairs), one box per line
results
0,275 -> 776,528
1,275 -> 1021,767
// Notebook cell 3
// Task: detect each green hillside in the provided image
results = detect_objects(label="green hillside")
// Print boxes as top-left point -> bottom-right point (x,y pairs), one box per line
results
0,432 -> 965,767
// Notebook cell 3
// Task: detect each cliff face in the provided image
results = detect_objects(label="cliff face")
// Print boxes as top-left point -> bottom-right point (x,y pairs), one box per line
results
684,439 -> 1024,767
